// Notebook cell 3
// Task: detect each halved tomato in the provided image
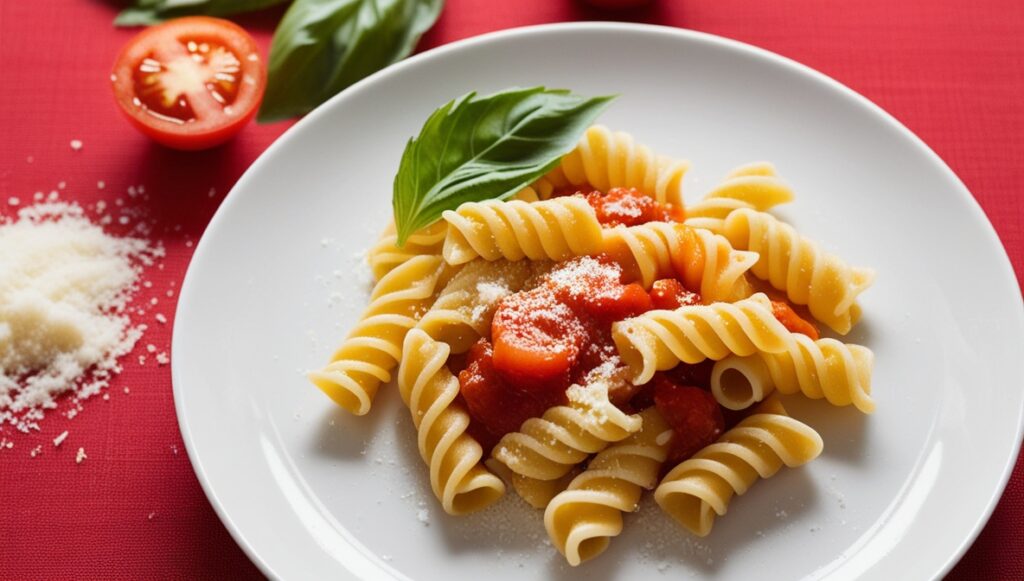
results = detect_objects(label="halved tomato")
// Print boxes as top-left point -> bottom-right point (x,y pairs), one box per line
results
111,17 -> 266,150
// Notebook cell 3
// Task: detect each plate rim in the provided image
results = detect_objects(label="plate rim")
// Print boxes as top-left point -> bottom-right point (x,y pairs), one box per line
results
172,21 -> 1024,580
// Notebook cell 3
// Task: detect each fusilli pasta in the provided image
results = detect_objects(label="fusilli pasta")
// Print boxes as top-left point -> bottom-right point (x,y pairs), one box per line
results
397,329 -> 506,515
490,379 -> 642,482
712,336 -> 875,413
684,162 -> 793,232
540,125 -> 689,208
544,407 -> 671,566
366,221 -> 447,281
721,208 -> 875,334
654,398 -> 823,536
601,222 -> 758,301
442,197 -> 603,265
612,293 -> 795,385
309,255 -> 451,415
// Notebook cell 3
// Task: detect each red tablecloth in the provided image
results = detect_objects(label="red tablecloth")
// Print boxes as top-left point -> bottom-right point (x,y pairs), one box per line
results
1,1 -> 1021,578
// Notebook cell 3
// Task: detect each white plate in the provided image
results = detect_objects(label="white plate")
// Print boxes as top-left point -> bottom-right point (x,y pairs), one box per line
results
173,23 -> 1024,580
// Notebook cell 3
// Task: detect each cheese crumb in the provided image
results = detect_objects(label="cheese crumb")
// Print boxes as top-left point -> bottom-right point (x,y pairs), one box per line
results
70,139 -> 83,151
53,430 -> 69,447
75,447 -> 87,463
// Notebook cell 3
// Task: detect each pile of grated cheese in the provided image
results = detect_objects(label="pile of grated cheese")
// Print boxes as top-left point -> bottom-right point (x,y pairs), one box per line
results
0,201 -> 160,432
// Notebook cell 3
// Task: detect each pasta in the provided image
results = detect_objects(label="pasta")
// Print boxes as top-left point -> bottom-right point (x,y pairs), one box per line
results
366,221 -> 447,281
654,398 -> 824,536
490,379 -> 643,482
600,222 -> 758,300
612,293 -> 795,385
316,107 -> 878,565
544,407 -> 671,566
684,162 -> 793,232
442,197 -> 604,265
720,208 -> 875,335
712,336 -> 876,413
397,329 -> 506,515
417,259 -> 548,354
308,255 -> 451,416
541,125 -> 688,208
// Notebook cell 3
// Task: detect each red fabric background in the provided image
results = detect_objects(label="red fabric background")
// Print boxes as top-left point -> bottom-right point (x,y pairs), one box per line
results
1,1 -> 1021,578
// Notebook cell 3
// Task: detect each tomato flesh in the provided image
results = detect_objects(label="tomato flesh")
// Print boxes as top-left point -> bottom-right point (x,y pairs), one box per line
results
649,278 -> 702,310
553,187 -> 684,227
771,300 -> 820,340
112,17 -> 266,150
653,378 -> 725,463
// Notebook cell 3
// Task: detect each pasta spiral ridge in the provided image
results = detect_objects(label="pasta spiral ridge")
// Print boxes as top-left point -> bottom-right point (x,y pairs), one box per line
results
684,162 -> 793,232
416,259 -> 547,354
397,329 -> 506,515
654,399 -> 823,537
308,255 -> 449,416
542,125 -> 689,208
442,197 -> 603,265
366,221 -> 447,281
712,336 -> 875,413
601,222 -> 758,301
545,407 -> 671,566
491,381 -> 643,482
612,293 -> 794,385
722,208 -> 876,334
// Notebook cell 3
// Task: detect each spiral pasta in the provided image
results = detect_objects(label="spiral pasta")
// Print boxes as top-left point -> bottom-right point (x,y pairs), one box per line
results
601,222 -> 758,301
545,407 -> 671,566
654,398 -> 823,537
366,221 -> 447,281
684,162 -> 793,232
612,293 -> 795,385
721,208 -> 875,334
541,125 -> 688,208
490,379 -> 642,482
712,335 -> 875,413
485,458 -> 582,510
416,259 -> 548,354
308,255 -> 451,416
442,197 -> 604,265
397,329 -> 506,515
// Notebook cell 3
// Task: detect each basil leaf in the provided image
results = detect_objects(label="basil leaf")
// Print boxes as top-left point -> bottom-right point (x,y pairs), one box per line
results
257,0 -> 443,122
393,87 -> 616,245
115,0 -> 290,26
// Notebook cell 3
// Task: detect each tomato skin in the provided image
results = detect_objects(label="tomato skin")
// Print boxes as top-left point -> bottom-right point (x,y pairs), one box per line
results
111,17 -> 266,150
770,300 -> 820,340
653,378 -> 725,463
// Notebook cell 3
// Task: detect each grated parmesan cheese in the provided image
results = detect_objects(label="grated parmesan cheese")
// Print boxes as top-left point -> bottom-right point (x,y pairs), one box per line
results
0,201 -> 159,432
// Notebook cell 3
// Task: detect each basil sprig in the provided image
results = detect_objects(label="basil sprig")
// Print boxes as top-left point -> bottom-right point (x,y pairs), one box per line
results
115,0 -> 290,26
257,0 -> 443,122
392,87 -> 615,245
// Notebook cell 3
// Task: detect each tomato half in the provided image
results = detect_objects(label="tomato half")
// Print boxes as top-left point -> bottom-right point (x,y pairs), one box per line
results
111,17 -> 266,150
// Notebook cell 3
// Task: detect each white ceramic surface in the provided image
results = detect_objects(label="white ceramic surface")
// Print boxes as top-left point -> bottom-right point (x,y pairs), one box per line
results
173,23 -> 1024,580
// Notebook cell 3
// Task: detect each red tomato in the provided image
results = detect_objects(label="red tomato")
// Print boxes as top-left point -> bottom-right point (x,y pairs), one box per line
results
491,287 -> 586,388
459,340 -> 556,451
771,300 -> 820,340
111,17 -> 266,150
653,378 -> 725,463
649,278 -> 702,310
581,187 -> 683,227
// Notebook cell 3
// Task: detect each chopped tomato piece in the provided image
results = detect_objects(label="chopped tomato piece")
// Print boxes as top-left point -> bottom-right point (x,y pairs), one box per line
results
771,300 -> 820,340
653,377 -> 725,463
649,278 -> 702,310
491,286 -> 586,389
459,340 -> 555,451
111,17 -> 266,150
544,256 -> 653,321
580,187 -> 683,227
662,360 -> 715,390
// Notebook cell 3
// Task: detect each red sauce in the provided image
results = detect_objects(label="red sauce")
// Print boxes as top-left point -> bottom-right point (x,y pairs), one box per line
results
552,186 -> 685,227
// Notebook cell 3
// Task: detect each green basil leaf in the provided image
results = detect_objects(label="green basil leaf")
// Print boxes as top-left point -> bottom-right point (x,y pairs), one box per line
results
257,0 -> 443,122
392,87 -> 616,245
115,0 -> 290,26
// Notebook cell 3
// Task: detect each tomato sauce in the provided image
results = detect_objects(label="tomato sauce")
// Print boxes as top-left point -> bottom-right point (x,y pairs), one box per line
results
552,186 -> 685,227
